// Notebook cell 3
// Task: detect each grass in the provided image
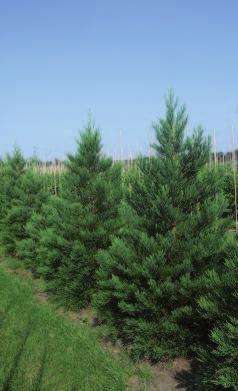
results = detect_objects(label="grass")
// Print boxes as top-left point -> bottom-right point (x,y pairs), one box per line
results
0,264 -> 134,391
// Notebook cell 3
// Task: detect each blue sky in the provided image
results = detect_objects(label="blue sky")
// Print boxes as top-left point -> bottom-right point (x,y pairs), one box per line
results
0,0 -> 238,159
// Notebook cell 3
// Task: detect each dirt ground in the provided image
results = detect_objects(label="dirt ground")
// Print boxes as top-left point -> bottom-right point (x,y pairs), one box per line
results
128,358 -> 196,391
149,359 -> 195,391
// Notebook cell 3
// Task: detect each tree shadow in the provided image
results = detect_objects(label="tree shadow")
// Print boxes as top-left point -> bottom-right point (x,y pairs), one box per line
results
33,345 -> 47,391
174,361 -> 200,391
2,322 -> 33,391
174,369 -> 198,390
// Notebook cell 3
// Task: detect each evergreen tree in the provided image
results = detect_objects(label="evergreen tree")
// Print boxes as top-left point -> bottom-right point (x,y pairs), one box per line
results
198,318 -> 238,390
6,171 -> 47,255
94,92 -> 233,359
0,147 -> 49,257
0,148 -> 25,231
196,236 -> 238,390
0,149 -> 45,256
17,195 -> 50,271
36,118 -> 122,309
220,164 -> 238,221
0,148 -> 47,256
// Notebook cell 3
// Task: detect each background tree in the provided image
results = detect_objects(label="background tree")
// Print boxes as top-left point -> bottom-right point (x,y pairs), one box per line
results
34,118 -> 122,309
0,148 -> 25,231
0,148 -> 46,256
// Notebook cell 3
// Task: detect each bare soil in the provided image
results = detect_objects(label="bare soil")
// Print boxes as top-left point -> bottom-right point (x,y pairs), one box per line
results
128,358 -> 195,391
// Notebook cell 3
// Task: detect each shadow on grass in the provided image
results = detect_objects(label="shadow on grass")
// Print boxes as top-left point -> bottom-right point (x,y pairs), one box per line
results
2,322 -> 33,391
33,346 -> 47,391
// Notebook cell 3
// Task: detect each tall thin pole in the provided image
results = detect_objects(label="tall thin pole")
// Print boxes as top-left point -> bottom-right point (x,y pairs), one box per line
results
213,128 -> 217,167
231,126 -> 238,233
120,130 -> 123,163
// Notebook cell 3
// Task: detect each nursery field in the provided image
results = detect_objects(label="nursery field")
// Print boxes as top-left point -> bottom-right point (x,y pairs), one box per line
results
0,264 -> 132,391
0,93 -> 237,391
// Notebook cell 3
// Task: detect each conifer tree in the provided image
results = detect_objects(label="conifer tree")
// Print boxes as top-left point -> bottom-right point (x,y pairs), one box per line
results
196,236 -> 238,390
0,148 -> 25,230
94,92 -> 233,359
0,148 -> 47,256
204,318 -> 238,390
36,118 -> 122,309
17,195 -> 50,271
221,165 -> 238,220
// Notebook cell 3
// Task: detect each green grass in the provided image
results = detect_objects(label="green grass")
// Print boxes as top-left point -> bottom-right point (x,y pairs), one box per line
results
0,265 -> 133,391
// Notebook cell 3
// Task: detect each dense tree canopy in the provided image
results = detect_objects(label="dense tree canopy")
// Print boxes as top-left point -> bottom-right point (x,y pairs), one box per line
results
94,93 -> 235,363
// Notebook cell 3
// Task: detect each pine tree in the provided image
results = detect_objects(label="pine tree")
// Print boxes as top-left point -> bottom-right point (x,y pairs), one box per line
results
0,148 -> 26,231
197,320 -> 238,391
196,235 -> 238,390
0,148 -> 47,257
0,149 -> 40,255
36,118 -> 122,309
94,92 -> 232,359
221,164 -> 238,221
0,147 -> 49,257
17,194 -> 50,272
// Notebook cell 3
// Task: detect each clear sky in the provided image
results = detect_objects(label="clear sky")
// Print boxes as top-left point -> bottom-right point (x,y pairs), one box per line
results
0,0 -> 238,160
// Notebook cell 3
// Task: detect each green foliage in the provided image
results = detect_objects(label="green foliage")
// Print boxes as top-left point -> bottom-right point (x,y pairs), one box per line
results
220,164 -> 238,220
197,319 -> 238,391
0,148 -> 25,225
0,149 -> 47,256
17,197 -> 52,272
35,118 -> 122,309
94,92 -> 233,360
196,236 -> 238,390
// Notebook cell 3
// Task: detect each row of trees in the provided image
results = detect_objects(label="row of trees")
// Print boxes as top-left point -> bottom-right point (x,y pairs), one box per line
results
0,93 -> 237,390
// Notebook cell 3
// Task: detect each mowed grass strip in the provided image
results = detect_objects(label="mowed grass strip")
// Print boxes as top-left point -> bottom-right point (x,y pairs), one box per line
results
0,266 -> 132,391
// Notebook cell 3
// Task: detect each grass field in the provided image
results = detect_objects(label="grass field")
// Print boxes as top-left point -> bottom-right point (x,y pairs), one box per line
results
0,264 -> 134,391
